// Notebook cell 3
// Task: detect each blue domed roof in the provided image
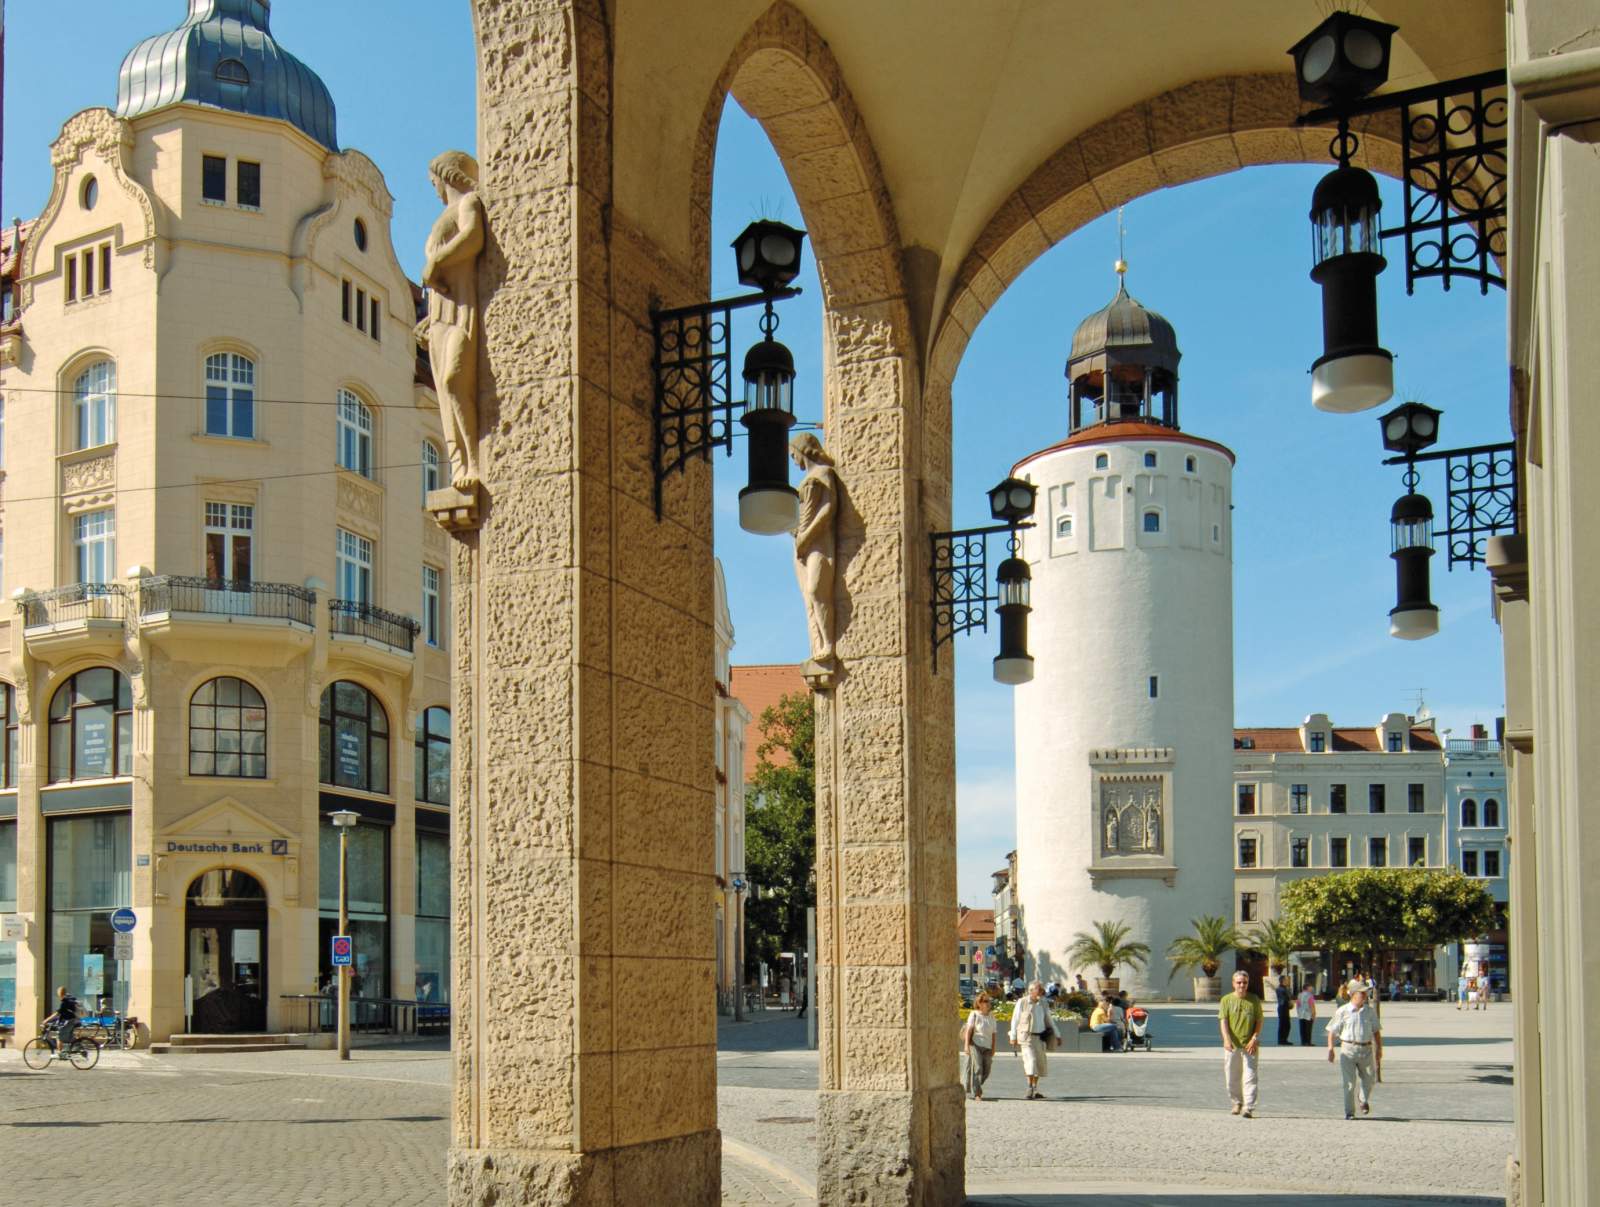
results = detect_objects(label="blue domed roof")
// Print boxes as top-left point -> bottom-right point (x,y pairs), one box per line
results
115,1 -> 337,152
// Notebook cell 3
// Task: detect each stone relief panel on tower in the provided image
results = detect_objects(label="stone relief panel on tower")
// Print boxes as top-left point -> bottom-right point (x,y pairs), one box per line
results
1100,775 -> 1165,857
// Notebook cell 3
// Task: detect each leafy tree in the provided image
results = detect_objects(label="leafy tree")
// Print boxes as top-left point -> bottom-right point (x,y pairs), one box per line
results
1247,917 -> 1298,973
1065,919 -> 1151,980
1165,914 -> 1244,981
742,692 -> 816,980
1279,868 -> 1496,974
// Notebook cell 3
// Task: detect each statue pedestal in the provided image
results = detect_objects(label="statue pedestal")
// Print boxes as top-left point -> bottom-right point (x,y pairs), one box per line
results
427,484 -> 483,533
802,656 -> 837,692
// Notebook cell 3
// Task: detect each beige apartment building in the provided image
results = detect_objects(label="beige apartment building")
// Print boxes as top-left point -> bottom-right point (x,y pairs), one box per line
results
1233,713 -> 1449,990
0,2 -> 449,1042
711,562 -> 751,1013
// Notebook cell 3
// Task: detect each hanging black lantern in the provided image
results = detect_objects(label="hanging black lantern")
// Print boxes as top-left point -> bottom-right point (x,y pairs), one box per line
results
1378,400 -> 1442,456
1389,491 -> 1439,640
738,337 -> 799,534
988,477 -> 1038,525
732,220 -> 807,294
993,556 -> 1034,685
1309,164 -> 1393,413
1287,11 -> 1398,106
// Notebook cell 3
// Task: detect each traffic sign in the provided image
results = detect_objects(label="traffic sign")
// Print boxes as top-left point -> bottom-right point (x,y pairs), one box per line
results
110,908 -> 137,934
331,934 -> 354,967
113,933 -> 134,961
985,945 -> 996,957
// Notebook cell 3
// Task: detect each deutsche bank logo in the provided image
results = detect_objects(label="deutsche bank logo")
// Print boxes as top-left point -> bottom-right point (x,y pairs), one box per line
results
271,839 -> 289,855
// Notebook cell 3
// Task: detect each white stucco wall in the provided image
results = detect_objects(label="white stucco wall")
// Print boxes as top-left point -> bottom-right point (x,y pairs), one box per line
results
1013,430 -> 1235,998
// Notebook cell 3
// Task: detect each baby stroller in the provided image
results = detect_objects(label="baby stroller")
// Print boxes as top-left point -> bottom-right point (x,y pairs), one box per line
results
1124,1006 -> 1154,1051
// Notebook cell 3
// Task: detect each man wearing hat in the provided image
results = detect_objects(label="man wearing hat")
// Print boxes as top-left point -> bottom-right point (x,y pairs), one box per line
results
1327,978 -> 1384,1119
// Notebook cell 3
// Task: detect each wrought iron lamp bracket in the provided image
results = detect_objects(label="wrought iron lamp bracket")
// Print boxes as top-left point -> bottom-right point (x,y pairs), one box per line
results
930,523 -> 1031,670
1299,69 -> 1508,295
650,286 -> 801,519
1383,441 -> 1518,569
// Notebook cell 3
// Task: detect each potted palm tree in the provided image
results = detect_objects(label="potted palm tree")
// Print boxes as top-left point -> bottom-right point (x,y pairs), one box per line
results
1065,920 -> 1151,995
1166,915 -> 1243,1001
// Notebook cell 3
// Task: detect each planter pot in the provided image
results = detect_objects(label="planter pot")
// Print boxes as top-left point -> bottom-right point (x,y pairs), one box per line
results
1192,976 -> 1222,1001
1094,977 -> 1120,995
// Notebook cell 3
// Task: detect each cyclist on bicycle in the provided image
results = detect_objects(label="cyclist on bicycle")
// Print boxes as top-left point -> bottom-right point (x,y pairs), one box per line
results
42,986 -> 81,1053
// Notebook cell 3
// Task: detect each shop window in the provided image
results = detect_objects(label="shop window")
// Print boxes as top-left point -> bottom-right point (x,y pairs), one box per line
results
2,682 -> 17,789
336,389 -> 374,478
319,681 -> 389,795
189,677 -> 267,778
1330,836 -> 1349,868
204,352 -> 256,438
202,154 -> 227,203
48,812 -> 132,1016
1330,783 -> 1347,813
415,826 -> 450,1004
47,667 -> 131,783
318,818 -> 389,1000
237,160 -> 261,210
1236,783 -> 1256,816
422,440 -> 443,502
1483,798 -> 1500,827
73,359 -> 116,448
1461,798 -> 1477,827
413,706 -> 451,806
0,820 -> 14,1019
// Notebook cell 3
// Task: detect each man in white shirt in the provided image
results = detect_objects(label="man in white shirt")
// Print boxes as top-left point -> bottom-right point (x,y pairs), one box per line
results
1327,979 -> 1384,1119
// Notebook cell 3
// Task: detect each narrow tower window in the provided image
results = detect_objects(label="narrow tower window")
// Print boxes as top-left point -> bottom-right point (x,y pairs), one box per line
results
1094,453 -> 1108,470
1148,675 -> 1158,698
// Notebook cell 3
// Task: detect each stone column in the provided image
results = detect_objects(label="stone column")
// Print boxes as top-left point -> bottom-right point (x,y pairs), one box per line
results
814,318 -> 964,1203
449,5 -> 718,1203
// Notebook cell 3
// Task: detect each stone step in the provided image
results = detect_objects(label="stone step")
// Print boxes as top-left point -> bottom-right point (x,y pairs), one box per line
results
151,1033 -> 309,1054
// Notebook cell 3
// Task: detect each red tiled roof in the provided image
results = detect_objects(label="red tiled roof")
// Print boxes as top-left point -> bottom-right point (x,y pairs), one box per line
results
1233,726 -> 1442,753
1015,421 -> 1237,471
958,908 -> 996,941
730,664 -> 809,782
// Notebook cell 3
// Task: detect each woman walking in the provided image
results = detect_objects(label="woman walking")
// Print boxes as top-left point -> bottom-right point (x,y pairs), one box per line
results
1295,982 -> 1318,1045
962,993 -> 998,1100
1009,980 -> 1060,1100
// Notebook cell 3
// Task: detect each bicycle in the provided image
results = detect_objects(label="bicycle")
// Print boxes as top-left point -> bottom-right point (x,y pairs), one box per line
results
77,1010 -> 138,1050
22,1025 -> 101,1070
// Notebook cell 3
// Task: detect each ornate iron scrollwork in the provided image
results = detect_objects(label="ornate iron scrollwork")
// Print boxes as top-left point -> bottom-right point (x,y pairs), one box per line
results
930,524 -> 1027,668
1385,441 -> 1518,569
1300,69 -> 1507,296
651,287 -> 800,518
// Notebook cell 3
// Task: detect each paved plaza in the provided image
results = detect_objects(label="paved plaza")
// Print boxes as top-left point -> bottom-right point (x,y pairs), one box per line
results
0,1003 -> 1510,1206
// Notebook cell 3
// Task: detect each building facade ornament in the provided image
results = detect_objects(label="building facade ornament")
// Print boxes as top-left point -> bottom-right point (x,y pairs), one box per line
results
420,150 -> 485,499
790,433 -> 838,689
61,453 -> 116,496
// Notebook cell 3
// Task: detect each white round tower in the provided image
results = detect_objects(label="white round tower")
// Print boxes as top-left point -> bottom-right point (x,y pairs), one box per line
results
1013,272 -> 1235,999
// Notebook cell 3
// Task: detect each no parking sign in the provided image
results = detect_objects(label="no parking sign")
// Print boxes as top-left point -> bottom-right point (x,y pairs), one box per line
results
331,934 -> 354,967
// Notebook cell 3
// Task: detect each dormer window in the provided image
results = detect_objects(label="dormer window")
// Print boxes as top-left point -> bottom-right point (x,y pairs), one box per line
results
1387,732 -> 1403,752
1309,731 -> 1325,752
215,59 -> 250,85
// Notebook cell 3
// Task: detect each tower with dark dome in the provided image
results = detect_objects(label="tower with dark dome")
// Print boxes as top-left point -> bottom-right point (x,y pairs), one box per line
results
1010,265 -> 1237,999
116,0 -> 337,151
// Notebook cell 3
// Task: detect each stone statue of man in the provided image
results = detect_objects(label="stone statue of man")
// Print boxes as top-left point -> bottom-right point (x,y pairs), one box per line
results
1105,806 -> 1119,852
422,150 -> 485,491
791,433 -> 838,674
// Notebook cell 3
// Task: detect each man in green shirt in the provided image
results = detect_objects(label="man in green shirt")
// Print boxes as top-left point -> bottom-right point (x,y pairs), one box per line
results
1218,969 -> 1264,1117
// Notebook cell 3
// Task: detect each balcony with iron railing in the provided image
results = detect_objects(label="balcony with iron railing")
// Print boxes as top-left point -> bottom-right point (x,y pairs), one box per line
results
1447,738 -> 1503,755
329,598 -> 420,656
16,582 -> 130,656
139,576 -> 317,626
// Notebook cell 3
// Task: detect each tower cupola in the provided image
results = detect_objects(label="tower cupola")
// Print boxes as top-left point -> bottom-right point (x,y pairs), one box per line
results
1066,266 -> 1181,434
115,0 -> 338,152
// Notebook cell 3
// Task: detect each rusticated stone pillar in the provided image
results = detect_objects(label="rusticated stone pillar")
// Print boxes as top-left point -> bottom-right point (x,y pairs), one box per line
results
449,4 -> 719,1203
813,321 -> 964,1204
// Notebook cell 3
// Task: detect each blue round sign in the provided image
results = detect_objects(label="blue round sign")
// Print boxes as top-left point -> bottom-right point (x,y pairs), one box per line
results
110,908 -> 137,933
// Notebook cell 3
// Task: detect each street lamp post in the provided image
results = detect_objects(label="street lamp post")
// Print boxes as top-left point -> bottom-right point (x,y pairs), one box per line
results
328,809 -> 359,1061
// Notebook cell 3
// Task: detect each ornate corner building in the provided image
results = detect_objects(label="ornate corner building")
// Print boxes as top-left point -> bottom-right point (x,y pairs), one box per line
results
0,0 -> 452,1043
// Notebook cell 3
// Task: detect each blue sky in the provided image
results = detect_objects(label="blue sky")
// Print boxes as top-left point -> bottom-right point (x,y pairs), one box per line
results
5,3 -> 1510,908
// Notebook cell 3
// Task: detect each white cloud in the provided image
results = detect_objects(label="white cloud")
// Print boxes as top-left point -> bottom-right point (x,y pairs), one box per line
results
957,770 -> 1017,908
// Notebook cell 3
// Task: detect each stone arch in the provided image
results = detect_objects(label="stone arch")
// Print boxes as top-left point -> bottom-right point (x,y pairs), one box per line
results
928,73 -> 1405,392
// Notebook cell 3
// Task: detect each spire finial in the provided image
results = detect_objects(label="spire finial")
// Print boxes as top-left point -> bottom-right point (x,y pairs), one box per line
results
1114,206 -> 1128,278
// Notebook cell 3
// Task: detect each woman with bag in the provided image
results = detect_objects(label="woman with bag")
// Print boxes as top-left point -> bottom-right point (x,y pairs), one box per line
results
1008,980 -> 1060,1100
962,992 -> 998,1100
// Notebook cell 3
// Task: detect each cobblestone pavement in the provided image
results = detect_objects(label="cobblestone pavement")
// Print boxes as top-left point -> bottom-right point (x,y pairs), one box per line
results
0,1004 -> 1512,1205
